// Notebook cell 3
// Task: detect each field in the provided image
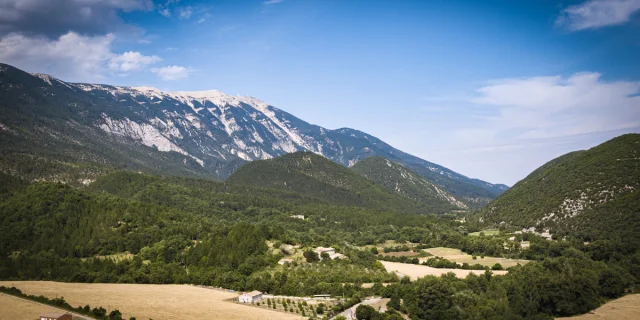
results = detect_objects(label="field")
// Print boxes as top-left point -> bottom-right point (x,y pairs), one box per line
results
557,294 -> 640,320
422,247 -> 530,268
0,281 -> 300,320
468,229 -> 500,236
0,292 -> 83,320
379,261 -> 507,280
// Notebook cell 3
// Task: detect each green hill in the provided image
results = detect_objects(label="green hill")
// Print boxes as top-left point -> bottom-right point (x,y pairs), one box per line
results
351,157 -> 466,211
226,151 -> 448,213
480,134 -> 640,246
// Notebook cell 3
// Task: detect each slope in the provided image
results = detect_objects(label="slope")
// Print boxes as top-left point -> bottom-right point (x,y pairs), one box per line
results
226,152 -> 449,213
480,134 -> 640,246
351,157 -> 467,211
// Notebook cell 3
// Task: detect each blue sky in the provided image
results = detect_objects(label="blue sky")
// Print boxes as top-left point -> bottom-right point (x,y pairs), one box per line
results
1,0 -> 639,185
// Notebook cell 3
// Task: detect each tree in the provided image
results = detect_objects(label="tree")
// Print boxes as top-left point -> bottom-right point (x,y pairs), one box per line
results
370,247 -> 379,255
304,250 -> 320,263
491,263 -> 503,270
355,304 -> 379,320
387,295 -> 401,310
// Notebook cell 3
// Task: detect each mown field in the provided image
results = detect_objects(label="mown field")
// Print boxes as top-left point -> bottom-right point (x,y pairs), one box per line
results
379,261 -> 508,280
0,281 -> 300,320
556,294 -> 640,320
0,293 -> 76,320
422,247 -> 530,268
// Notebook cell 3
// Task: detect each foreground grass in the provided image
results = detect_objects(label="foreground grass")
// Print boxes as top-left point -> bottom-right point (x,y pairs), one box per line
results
0,293 -> 80,320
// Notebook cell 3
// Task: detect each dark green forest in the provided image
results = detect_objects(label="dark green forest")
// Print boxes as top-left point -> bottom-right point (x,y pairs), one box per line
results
1,167 -> 639,319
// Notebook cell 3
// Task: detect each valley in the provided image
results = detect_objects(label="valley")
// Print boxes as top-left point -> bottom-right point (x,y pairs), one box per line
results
0,63 -> 638,320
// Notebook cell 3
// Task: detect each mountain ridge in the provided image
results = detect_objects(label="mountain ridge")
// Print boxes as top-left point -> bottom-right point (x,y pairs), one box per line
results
0,62 -> 505,202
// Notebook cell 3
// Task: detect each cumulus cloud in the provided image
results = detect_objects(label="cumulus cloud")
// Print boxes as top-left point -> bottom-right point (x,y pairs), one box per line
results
0,31 -> 161,81
469,72 -> 640,141
556,0 -> 640,31
109,51 -> 161,72
0,0 -> 153,37
151,65 -> 191,80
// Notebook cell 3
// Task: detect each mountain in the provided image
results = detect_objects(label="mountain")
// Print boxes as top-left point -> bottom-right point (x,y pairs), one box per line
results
480,134 -> 640,245
0,62 -> 504,201
227,151 -> 453,213
351,156 -> 467,210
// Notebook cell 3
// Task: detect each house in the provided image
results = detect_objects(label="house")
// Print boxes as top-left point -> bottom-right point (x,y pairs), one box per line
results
239,290 -> 263,303
290,214 -> 305,220
314,247 -> 345,260
40,313 -> 72,320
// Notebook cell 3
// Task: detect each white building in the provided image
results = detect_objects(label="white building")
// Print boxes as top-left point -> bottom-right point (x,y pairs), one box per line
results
239,290 -> 263,303
314,247 -> 345,260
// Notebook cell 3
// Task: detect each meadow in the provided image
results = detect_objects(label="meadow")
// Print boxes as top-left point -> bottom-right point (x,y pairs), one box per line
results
422,247 -> 530,268
379,261 -> 508,280
0,281 -> 300,320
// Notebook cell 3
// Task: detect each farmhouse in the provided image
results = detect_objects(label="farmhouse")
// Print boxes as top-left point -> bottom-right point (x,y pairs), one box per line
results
40,313 -> 72,320
239,290 -> 263,303
314,247 -> 345,260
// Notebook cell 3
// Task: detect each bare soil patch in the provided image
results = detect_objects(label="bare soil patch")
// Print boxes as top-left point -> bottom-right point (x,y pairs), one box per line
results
0,281 -> 300,320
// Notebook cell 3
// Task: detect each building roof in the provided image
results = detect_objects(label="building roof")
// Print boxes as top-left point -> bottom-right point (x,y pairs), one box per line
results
40,313 -> 69,318
242,290 -> 262,297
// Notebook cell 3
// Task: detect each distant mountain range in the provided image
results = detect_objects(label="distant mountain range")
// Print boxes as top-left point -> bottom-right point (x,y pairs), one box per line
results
480,134 -> 640,246
0,63 -> 507,205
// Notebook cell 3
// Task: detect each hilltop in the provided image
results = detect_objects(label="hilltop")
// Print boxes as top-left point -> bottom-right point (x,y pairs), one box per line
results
480,134 -> 640,246
226,152 -> 451,213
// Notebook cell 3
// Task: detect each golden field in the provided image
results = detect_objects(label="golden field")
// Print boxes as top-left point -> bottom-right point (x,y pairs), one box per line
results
0,281 -> 301,320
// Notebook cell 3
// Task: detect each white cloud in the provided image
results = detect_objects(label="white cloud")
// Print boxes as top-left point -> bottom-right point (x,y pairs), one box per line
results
263,0 -> 284,5
151,65 -> 191,80
470,72 -> 640,140
109,51 -> 161,72
159,8 -> 171,17
178,6 -> 192,19
197,13 -> 212,24
0,31 -> 161,81
556,0 -> 640,31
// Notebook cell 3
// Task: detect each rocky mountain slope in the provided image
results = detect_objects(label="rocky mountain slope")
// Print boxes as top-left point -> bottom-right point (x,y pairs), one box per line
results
351,156 -> 468,210
227,152 -> 454,213
0,62 -> 505,201
480,134 -> 640,243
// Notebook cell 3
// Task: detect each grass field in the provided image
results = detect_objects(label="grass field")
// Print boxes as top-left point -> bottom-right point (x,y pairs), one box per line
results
0,281 -> 300,320
422,247 -> 530,268
468,229 -> 500,236
557,294 -> 640,320
0,293 -> 76,320
379,261 -> 508,280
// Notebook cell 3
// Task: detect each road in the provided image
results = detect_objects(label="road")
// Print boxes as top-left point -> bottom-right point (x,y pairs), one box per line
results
331,297 -> 384,320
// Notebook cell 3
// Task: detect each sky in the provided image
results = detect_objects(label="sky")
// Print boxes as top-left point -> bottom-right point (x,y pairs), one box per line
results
0,0 -> 639,185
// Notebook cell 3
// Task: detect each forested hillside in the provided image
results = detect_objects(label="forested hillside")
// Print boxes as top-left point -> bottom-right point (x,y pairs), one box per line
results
351,157 -> 466,211
226,152 -> 450,213
480,134 -> 640,248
